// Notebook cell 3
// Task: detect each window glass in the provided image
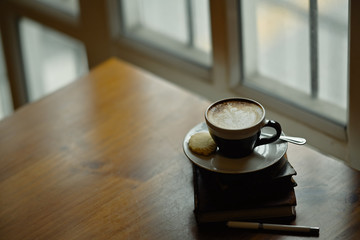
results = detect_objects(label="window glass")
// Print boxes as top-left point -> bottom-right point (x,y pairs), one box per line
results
36,0 -> 79,16
19,18 -> 88,102
258,0 -> 309,94
121,0 -> 212,67
0,32 -> 13,120
192,0 -> 212,54
241,0 -> 348,124
318,0 -> 348,110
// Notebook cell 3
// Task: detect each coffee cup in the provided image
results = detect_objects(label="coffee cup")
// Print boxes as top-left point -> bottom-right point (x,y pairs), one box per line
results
205,97 -> 282,158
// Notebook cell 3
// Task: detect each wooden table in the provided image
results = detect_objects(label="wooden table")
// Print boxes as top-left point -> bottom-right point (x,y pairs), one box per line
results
1,58 -> 359,240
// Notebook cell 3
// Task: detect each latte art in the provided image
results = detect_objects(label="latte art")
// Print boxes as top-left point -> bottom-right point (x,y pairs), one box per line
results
207,101 -> 263,129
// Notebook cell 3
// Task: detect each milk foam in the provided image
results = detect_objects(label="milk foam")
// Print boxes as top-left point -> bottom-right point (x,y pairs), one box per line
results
208,101 -> 263,129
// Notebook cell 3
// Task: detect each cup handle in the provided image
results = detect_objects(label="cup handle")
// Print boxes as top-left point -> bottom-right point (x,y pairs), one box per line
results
254,120 -> 282,147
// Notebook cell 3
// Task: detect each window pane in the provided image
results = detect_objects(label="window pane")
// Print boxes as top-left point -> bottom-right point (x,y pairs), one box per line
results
0,32 -> 13,120
136,0 -> 188,43
266,1 -> 308,94
19,18 -> 88,102
36,0 -> 79,16
192,0 -> 212,54
318,0 -> 348,110
243,0 -> 310,92
241,0 -> 348,124
121,0 -> 212,66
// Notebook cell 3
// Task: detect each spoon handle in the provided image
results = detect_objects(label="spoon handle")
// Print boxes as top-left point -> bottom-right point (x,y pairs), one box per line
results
261,133 -> 307,145
279,135 -> 307,145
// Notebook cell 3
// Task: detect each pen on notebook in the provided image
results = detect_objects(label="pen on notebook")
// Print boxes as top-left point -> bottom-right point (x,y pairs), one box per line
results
227,221 -> 320,235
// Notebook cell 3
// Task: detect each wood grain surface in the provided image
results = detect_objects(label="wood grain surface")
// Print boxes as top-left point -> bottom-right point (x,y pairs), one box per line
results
0,58 -> 359,240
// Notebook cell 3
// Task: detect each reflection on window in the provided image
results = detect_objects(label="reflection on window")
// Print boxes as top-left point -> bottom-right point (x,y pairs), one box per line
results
36,0 -> 79,16
121,0 -> 212,67
242,0 -> 348,124
0,32 -> 13,120
19,18 -> 88,102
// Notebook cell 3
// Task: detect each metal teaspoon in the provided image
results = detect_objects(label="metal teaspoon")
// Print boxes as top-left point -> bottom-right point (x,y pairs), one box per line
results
261,132 -> 307,145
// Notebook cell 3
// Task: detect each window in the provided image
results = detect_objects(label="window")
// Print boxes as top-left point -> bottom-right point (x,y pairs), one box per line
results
228,0 -> 352,162
120,0 -> 212,67
19,18 -> 88,101
241,0 -> 348,126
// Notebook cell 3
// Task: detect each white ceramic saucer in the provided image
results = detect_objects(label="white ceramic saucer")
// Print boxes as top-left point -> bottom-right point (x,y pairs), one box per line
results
183,122 -> 288,174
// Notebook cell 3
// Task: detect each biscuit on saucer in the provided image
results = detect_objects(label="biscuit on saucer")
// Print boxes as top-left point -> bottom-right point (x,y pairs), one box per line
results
188,132 -> 217,156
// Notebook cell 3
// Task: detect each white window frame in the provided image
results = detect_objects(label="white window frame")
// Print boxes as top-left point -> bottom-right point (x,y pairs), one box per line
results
0,0 -> 359,170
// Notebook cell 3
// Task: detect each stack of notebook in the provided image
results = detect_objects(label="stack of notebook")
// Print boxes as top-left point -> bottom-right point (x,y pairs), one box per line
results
192,155 -> 297,224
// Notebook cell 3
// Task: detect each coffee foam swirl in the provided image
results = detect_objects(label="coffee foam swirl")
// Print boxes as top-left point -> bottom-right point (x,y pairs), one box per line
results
207,101 -> 263,130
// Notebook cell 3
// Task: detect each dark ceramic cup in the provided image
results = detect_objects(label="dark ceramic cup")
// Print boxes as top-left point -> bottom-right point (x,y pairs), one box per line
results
205,97 -> 282,158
